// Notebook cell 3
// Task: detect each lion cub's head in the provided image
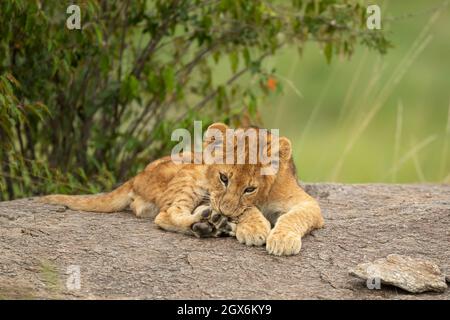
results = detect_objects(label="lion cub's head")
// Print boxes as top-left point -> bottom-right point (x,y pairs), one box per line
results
203,123 -> 293,218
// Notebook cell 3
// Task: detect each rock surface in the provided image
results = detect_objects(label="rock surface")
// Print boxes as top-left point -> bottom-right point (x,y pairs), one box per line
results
349,254 -> 448,293
0,183 -> 449,299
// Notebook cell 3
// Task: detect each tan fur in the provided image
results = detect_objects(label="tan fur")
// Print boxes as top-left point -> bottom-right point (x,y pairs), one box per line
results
41,181 -> 133,212
41,123 -> 324,255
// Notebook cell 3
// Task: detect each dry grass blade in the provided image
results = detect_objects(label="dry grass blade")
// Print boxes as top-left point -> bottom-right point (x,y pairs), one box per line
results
392,100 -> 403,182
330,6 -> 443,181
439,98 -> 450,180
384,134 -> 437,179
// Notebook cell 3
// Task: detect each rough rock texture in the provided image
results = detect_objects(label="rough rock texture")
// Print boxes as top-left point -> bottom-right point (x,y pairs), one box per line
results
349,254 -> 448,293
0,183 -> 449,299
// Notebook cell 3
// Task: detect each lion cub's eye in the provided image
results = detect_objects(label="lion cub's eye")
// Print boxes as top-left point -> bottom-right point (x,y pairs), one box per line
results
219,173 -> 228,186
244,186 -> 256,194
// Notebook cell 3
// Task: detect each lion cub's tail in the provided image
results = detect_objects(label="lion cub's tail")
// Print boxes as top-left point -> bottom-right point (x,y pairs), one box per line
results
40,180 -> 133,213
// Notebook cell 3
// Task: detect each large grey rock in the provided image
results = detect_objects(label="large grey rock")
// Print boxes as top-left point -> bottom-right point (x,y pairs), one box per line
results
0,183 -> 449,299
349,254 -> 448,293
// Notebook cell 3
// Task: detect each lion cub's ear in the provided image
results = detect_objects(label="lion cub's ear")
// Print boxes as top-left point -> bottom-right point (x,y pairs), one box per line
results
204,122 -> 229,145
278,137 -> 292,161
206,122 -> 228,135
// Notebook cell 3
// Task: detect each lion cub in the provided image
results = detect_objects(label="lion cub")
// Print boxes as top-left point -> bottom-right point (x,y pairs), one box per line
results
41,123 -> 324,256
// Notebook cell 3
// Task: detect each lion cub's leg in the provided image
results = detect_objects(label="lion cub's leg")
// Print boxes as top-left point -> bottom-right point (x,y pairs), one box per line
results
129,193 -> 158,218
235,207 -> 271,246
266,200 -> 324,256
154,190 -> 207,235
154,206 -> 203,235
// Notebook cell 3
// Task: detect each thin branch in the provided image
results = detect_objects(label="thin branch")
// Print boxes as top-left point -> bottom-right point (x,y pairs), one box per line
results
114,0 -> 131,122
175,48 -> 275,123
131,0 -> 181,80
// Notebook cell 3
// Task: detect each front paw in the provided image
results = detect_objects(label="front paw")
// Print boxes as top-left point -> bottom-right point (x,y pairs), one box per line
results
191,221 -> 214,238
266,230 -> 302,256
235,219 -> 271,246
208,211 -> 236,236
191,205 -> 236,238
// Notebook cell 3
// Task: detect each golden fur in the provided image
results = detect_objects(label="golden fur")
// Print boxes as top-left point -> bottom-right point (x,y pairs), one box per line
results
41,123 -> 324,256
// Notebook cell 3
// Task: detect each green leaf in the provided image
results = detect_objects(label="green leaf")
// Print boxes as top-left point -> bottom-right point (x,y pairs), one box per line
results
213,51 -> 221,64
229,52 -> 239,73
249,60 -> 261,74
216,85 -> 226,110
243,48 -> 251,66
147,72 -> 158,92
248,93 -> 257,117
163,66 -> 175,93
128,75 -> 139,98
99,54 -> 110,73
120,75 -> 139,101
94,25 -> 103,45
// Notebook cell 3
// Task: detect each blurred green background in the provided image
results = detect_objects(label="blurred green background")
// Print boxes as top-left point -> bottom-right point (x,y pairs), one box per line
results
1,1 -> 448,201
260,0 -> 450,183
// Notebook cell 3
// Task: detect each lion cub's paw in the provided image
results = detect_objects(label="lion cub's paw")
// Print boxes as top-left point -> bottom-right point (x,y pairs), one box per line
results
191,221 -> 214,238
266,230 -> 302,256
191,205 -> 236,238
235,219 -> 271,247
208,209 -> 237,236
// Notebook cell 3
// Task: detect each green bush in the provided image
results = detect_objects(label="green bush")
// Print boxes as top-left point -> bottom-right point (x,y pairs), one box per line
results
0,0 -> 390,200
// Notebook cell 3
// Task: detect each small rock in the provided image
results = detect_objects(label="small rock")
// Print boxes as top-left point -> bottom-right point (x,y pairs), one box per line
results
349,254 -> 448,293
54,206 -> 67,212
